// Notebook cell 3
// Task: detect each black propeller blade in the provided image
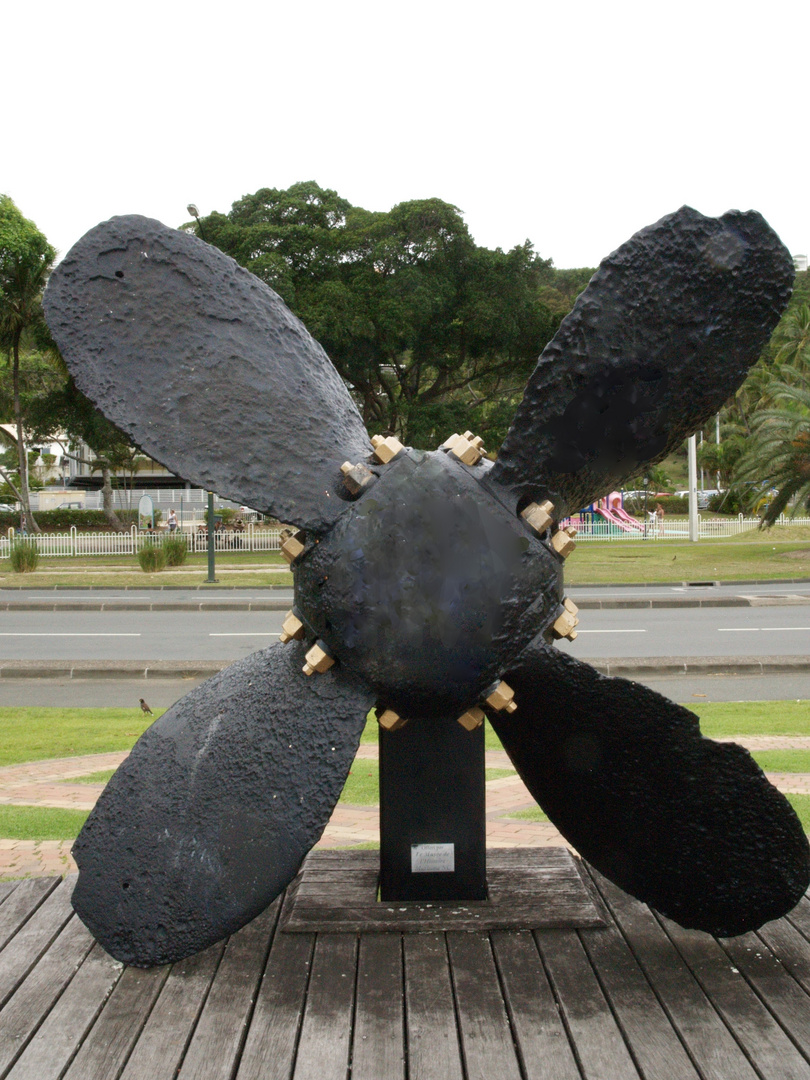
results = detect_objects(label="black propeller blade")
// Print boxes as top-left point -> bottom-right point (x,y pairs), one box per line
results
72,642 -> 374,966
43,215 -> 372,533
487,206 -> 794,516
492,639 -> 810,937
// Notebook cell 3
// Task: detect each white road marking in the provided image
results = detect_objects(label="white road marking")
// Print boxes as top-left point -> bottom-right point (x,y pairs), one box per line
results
209,633 -> 281,637
0,632 -> 141,637
575,629 -> 647,634
718,627 -> 810,632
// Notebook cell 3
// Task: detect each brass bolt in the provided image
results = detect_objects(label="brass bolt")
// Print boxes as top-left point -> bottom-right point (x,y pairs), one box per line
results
442,432 -> 483,466
340,460 -> 375,495
302,642 -> 335,676
485,680 -> 518,714
279,611 -> 305,643
371,435 -> 404,464
521,500 -> 555,536
280,533 -> 305,564
457,706 -> 485,731
551,526 -> 577,559
377,708 -> 408,732
552,597 -> 580,641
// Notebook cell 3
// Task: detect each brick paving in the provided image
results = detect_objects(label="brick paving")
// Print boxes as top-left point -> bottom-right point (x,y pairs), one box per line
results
2,737 -> 808,879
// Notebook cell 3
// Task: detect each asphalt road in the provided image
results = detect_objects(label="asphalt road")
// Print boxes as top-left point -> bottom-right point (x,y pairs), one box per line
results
2,603 -> 810,662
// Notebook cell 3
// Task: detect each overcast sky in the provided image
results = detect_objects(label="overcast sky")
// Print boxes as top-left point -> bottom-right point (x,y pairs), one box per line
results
5,0 -> 808,270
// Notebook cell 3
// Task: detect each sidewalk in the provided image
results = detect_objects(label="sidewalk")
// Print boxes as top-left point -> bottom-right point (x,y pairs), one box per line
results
3,738 -> 809,880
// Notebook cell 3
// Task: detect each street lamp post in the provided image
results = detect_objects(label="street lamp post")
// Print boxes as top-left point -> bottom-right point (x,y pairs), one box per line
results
206,491 -> 218,584
188,205 -> 218,583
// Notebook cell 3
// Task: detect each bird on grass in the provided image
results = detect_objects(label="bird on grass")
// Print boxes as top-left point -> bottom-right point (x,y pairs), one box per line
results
139,699 -> 153,716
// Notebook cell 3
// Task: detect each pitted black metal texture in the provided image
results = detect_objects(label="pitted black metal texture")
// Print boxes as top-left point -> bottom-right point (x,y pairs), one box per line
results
488,206 -> 794,515
493,640 -> 810,936
294,449 -> 563,717
43,215 -> 372,533
71,642 -> 374,967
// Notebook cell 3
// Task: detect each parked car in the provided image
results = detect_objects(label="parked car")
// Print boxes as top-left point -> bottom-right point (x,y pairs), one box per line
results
56,501 -> 84,509
0,503 -> 18,513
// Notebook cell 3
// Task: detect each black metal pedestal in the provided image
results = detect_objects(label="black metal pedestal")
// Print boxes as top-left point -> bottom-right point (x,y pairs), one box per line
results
379,715 -> 487,901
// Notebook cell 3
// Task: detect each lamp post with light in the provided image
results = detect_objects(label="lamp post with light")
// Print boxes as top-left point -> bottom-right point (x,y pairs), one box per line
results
188,204 -> 218,583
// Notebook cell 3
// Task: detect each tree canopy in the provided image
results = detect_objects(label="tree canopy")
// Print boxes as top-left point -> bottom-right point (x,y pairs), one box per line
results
0,195 -> 57,530
190,182 -> 579,450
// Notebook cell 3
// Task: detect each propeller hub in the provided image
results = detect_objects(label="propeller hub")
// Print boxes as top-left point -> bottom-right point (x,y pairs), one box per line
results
294,448 -> 564,717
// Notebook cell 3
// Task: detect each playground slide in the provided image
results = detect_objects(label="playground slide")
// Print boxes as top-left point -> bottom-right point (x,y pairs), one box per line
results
595,506 -> 637,532
612,505 -> 645,531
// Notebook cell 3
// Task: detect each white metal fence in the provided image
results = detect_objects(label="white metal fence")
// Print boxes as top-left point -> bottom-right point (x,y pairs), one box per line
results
560,514 -> 810,541
0,525 -> 281,558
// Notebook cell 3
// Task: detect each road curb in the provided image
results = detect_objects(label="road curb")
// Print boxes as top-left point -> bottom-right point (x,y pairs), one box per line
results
588,656 -> 810,678
2,594 -> 807,612
2,656 -> 809,680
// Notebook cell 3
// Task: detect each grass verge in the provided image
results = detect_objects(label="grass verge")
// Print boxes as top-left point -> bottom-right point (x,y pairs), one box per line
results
339,761 -> 514,805
2,702 -> 809,769
0,806 -> 88,840
565,533 -> 810,585
0,708 -> 160,767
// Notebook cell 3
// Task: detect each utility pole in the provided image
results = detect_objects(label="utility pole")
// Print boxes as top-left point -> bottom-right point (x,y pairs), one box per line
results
688,435 -> 699,542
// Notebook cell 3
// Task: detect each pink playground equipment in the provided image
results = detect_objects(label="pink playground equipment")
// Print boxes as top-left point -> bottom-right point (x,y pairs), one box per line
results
594,491 -> 644,532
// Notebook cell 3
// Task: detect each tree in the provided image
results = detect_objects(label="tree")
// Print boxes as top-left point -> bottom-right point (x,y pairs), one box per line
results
26,374 -> 136,532
191,183 -> 561,450
0,196 -> 56,532
734,367 -> 810,524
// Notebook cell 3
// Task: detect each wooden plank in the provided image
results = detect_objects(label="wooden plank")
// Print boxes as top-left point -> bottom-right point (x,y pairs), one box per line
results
0,915 -> 94,1077
788,894 -> 810,941
0,877 -> 75,1012
0,878 -> 59,953
537,929 -> 641,1080
60,963 -> 170,1080
118,941 -> 225,1080
403,934 -> 463,1080
177,900 -> 280,1080
291,934 -> 357,1080
663,916 -> 810,1080
6,943 -> 123,1080
578,922 -> 701,1080
282,898 -> 603,933
446,932 -> 522,1080
490,931 -> 580,1080
0,881 -> 19,907
759,916 -> 810,995
351,934 -> 405,1080
721,928 -> 810,1063
235,933 -> 314,1080
592,872 -> 760,1080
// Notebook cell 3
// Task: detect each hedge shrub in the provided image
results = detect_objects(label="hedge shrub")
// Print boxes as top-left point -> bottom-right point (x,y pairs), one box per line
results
9,540 -> 39,573
0,509 -> 138,533
137,544 -> 167,572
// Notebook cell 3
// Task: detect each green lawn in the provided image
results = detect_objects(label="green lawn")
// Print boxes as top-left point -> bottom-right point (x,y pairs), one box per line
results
693,701 -> 810,738
565,530 -> 810,585
339,762 -> 514,806
2,702 -> 810,769
73,769 -> 118,785
751,751 -> 810,773
0,806 -> 89,841
508,796 -> 810,831
0,708 -> 159,767
0,551 -> 293,588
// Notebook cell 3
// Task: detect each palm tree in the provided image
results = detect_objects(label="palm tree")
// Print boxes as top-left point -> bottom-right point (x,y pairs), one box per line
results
735,366 -> 810,525
773,303 -> 810,372
0,196 -> 56,533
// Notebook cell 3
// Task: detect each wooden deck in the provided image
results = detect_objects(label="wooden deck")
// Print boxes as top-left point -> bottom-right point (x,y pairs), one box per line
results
3,849 -> 810,1079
